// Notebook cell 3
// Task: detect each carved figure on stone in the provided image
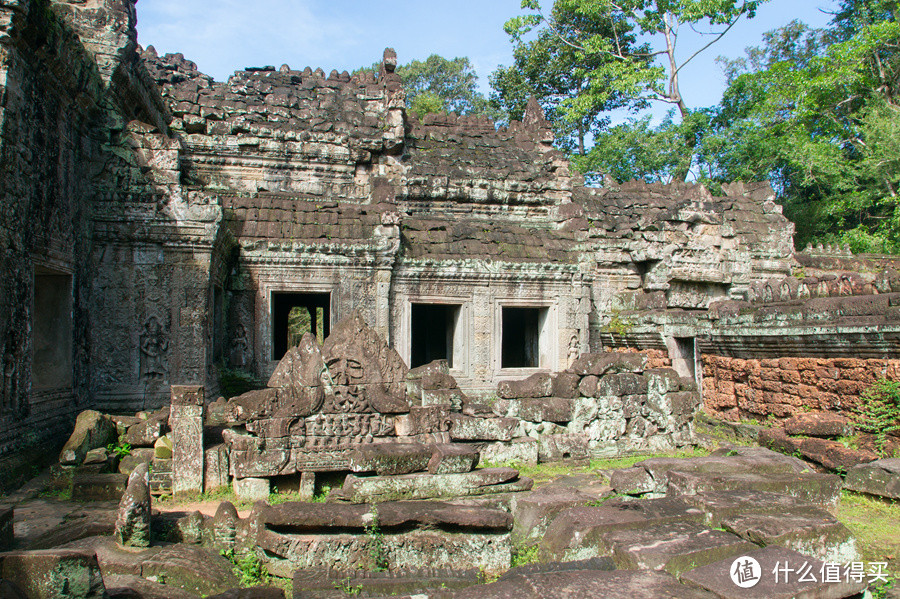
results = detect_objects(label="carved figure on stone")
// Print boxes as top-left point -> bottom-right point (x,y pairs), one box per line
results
567,334 -> 580,366
322,311 -> 409,414
140,316 -> 168,378
229,324 -> 250,368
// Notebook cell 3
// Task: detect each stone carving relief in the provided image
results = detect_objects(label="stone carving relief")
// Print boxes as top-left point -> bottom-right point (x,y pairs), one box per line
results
229,324 -> 250,368
140,316 -> 169,379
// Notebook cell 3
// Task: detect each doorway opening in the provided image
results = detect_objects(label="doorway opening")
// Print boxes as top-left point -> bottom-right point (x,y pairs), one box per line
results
32,267 -> 73,389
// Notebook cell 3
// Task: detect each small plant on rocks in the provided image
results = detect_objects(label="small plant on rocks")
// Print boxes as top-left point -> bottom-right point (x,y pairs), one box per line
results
854,378 -> 900,458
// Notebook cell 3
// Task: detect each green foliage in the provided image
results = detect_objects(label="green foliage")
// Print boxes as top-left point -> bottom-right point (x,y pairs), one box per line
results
333,578 -> 364,595
218,366 -> 264,399
311,484 -> 332,503
221,549 -> 270,587
107,441 -> 131,458
854,378 -> 900,457
511,544 -> 541,568
398,55 -> 501,120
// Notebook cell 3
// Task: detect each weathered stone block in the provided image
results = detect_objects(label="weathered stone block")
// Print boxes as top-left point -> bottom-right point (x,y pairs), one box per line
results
680,545 -> 867,599
551,373 -> 581,399
118,448 -> 155,476
140,544 -> 240,596
598,373 -> 648,397
59,410 -> 118,466
783,411 -> 853,438
428,443 -> 479,474
348,443 -> 431,475
721,508 -> 859,563
154,435 -> 173,459
170,385 -> 205,498
115,463 -> 151,547
609,467 -> 655,495
511,486 -> 597,545
498,373 -> 553,399
602,521 -> 756,577
578,375 -> 599,397
291,567 -> 478,598
569,353 -> 646,376
422,388 -> 464,410
478,438 -> 539,466
72,473 -> 128,502
394,405 -> 452,436
469,570 -> 715,599
204,444 -> 230,493
124,418 -> 164,447
449,414 -> 518,441
844,458 -> 900,499
667,470 -> 843,507
538,433 -> 590,462
340,468 -> 531,502
518,397 -> 573,423
234,477 -> 270,502
0,550 -> 105,599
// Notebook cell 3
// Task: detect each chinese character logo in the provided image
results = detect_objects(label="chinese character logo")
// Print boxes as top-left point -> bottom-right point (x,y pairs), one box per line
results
731,556 -> 762,588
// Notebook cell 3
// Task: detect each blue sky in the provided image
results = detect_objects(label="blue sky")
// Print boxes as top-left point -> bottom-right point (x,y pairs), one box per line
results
138,0 -> 838,118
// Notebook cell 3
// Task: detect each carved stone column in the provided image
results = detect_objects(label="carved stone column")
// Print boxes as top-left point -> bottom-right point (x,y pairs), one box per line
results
169,385 -> 205,498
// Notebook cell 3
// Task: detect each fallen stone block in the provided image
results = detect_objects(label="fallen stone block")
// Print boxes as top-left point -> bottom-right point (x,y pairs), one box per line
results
348,443 -> 431,475
609,467 -> 655,495
449,414 -> 518,441
539,497 -> 706,562
680,489 -> 824,528
59,535 -> 161,579
428,443 -> 479,474
104,574 -> 201,599
784,411 -> 853,438
680,545 -> 868,599
602,521 -> 756,577
511,486 -> 597,545
208,587 -> 285,599
115,462 -> 151,547
292,566 -> 481,598
339,468 -> 531,502
234,477 -> 270,502
666,470 -> 843,507
758,427 -> 803,456
844,457 -> 900,499
636,447 -> 808,493
0,549 -> 105,599
461,569 -> 715,599
496,556 -> 615,582
393,405 -> 451,436
124,417 -> 165,447
798,437 -> 878,471
117,447 -> 156,476
71,472 -> 128,502
537,433 -> 590,462
721,509 -> 859,563
140,544 -> 239,596
59,410 -> 118,466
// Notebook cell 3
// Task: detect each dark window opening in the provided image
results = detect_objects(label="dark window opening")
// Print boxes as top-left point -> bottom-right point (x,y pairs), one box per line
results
411,303 -> 460,369
33,268 -> 73,389
272,292 -> 330,360
501,307 -> 544,368
672,336 -> 697,381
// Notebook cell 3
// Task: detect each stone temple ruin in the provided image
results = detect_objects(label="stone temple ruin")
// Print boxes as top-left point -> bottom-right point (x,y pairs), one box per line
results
0,0 -> 899,597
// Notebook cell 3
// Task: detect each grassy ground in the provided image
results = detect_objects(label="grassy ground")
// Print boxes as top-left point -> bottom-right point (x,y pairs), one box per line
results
503,446 -> 711,484
833,490 -> 900,579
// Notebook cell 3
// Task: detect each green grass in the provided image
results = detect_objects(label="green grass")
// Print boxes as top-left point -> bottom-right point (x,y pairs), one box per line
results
833,491 -> 900,578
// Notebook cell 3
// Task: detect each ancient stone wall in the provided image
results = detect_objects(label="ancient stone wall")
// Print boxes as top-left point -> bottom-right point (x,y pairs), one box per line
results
702,355 -> 900,421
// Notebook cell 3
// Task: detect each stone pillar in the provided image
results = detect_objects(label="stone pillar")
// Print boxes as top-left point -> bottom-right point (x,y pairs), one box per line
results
169,385 -> 205,498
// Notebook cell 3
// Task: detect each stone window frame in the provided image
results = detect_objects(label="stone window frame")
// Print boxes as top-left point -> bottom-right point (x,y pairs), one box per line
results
494,299 -> 557,377
396,296 -> 470,379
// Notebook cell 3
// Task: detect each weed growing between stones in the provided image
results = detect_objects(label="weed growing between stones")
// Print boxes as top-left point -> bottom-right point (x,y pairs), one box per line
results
855,379 -> 900,457
311,484 -> 332,503
333,578 -> 363,595
107,441 -> 132,458
511,544 -> 540,568
365,506 -> 389,572
221,548 -> 270,587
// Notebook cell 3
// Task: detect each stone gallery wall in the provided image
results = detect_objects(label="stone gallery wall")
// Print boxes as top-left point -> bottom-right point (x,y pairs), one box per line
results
702,355 -> 900,421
